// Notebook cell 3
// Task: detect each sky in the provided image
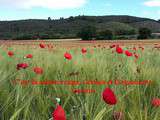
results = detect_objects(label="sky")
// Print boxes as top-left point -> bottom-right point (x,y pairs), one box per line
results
0,0 -> 160,20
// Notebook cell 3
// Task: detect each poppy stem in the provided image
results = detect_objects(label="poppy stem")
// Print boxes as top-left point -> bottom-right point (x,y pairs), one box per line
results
112,105 -> 116,118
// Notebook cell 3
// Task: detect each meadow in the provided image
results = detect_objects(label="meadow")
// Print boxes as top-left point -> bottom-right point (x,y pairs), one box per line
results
0,40 -> 160,120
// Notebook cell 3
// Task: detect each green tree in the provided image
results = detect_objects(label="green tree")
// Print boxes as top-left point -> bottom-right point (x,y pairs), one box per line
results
115,28 -> 136,35
48,17 -> 51,21
96,29 -> 113,40
78,26 -> 96,40
68,16 -> 74,21
138,28 -> 151,39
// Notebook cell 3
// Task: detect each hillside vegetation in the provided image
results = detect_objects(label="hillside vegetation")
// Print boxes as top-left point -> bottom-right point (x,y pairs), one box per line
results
0,15 -> 160,40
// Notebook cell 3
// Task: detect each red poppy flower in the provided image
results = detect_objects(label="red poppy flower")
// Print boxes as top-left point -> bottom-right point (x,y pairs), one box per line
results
116,46 -> 123,54
52,105 -> 66,120
17,63 -> 29,70
72,89 -> 81,94
81,48 -> 87,54
102,87 -> 117,105
141,62 -> 145,65
33,67 -> 43,75
151,98 -> 160,107
134,54 -> 139,59
139,46 -> 144,51
125,50 -> 133,57
8,51 -> 14,57
64,52 -> 72,60
39,43 -> 45,48
110,44 -> 116,49
133,47 -> 137,51
26,54 -> 33,58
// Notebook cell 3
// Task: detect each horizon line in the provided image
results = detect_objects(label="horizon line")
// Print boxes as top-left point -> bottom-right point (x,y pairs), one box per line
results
0,14 -> 159,22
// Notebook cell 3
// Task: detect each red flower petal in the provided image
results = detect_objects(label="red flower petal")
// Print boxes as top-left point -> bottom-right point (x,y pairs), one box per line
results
125,50 -> 133,57
102,87 -> 117,105
134,54 -> 139,59
81,48 -> 87,54
8,51 -> 14,57
39,43 -> 45,48
64,52 -> 72,60
17,63 -> 29,70
52,105 -> 66,120
133,47 -> 137,51
26,54 -> 33,58
151,98 -> 160,107
33,67 -> 43,75
110,44 -> 116,49
116,46 -> 123,54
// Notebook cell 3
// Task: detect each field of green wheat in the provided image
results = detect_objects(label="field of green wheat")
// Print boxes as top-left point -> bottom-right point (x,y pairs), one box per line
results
0,41 -> 160,120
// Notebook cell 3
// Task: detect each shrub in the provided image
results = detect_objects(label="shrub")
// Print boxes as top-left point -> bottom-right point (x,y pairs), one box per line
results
12,33 -> 33,40
78,25 -> 96,40
137,28 -> 151,39
96,29 -> 113,40
115,28 -> 136,36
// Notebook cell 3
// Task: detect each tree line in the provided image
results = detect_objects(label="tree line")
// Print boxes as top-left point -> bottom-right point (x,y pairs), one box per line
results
78,26 -> 152,40
10,26 -> 153,40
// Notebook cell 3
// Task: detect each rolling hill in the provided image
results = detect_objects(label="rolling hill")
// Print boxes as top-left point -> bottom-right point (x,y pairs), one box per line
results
0,15 -> 160,40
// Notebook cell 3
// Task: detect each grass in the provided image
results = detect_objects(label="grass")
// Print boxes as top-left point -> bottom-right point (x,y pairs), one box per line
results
0,40 -> 160,120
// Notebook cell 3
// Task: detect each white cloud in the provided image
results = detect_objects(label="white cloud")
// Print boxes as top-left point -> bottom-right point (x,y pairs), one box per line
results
144,0 -> 160,7
0,0 -> 87,9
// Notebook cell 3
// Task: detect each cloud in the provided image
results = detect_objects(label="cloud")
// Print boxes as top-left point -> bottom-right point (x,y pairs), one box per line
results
144,0 -> 160,7
0,0 -> 87,9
